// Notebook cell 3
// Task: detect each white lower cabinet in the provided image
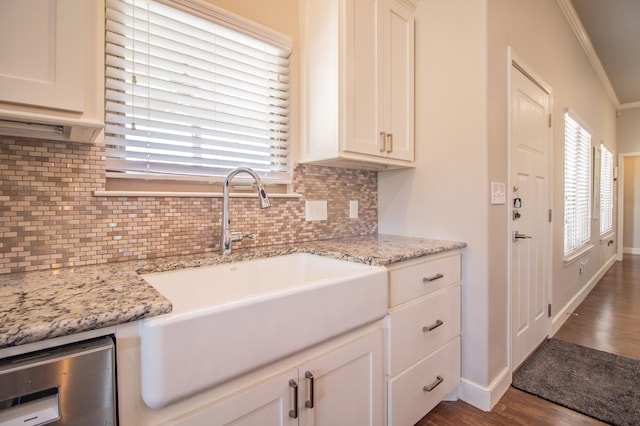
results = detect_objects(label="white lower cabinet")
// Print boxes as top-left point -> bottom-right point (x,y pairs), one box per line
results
385,251 -> 462,425
176,368 -> 297,426
116,252 -> 463,426
158,328 -> 384,426
388,338 -> 460,426
297,329 -> 383,426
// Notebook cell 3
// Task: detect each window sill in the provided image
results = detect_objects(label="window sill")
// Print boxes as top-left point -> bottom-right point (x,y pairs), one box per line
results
93,190 -> 302,199
563,244 -> 594,265
600,231 -> 615,245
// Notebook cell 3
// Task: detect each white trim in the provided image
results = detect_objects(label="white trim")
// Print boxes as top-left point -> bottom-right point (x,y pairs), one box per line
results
507,46 -> 554,374
599,231 -> 615,244
562,110 -> 593,255
459,367 -> 511,411
564,107 -> 593,136
105,172 -> 293,187
618,101 -> 640,111
563,243 -> 594,265
555,0 -> 619,108
156,0 -> 292,55
551,254 -> 617,335
509,51 -> 553,94
623,247 -> 640,255
617,152 -> 640,261
93,191 -> 302,198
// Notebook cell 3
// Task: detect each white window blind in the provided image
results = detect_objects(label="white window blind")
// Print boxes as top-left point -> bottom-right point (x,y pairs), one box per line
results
599,144 -> 613,234
563,112 -> 592,255
105,0 -> 292,183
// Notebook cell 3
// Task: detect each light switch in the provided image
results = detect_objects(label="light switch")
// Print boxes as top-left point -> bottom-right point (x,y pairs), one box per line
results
491,182 -> 506,205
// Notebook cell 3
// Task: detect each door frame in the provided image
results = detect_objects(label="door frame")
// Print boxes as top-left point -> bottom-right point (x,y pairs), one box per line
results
507,47 -> 554,371
617,152 -> 640,260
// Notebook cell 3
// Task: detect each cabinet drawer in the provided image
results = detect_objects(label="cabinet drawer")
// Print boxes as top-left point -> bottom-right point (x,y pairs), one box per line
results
388,252 -> 461,307
387,285 -> 460,375
387,337 -> 460,426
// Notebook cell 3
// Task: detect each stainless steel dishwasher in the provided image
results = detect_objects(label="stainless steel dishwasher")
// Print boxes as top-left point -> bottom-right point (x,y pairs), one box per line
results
0,336 -> 116,426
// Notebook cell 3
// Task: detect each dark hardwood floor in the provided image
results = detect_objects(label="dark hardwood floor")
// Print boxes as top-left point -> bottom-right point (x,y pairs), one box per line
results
416,254 -> 640,425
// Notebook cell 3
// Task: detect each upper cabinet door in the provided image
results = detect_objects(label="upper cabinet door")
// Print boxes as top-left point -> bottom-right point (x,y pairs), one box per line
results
345,0 -> 385,158
0,0 -> 85,112
346,0 -> 414,162
299,0 -> 416,170
383,0 -> 414,162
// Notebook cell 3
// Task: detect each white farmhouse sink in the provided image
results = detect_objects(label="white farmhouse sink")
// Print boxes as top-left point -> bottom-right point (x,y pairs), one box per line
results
139,253 -> 387,409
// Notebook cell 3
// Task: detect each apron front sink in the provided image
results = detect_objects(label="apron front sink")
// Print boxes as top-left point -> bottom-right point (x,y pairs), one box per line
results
139,253 -> 387,408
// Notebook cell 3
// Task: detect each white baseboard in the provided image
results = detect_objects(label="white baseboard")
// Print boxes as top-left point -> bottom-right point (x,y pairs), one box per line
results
551,254 -> 617,335
623,247 -> 640,255
459,367 -> 511,411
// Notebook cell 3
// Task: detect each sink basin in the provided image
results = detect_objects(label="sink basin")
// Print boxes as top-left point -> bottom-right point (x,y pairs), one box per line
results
139,253 -> 388,409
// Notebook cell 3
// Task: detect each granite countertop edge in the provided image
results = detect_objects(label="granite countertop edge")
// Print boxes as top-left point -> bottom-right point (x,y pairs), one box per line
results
0,234 -> 466,349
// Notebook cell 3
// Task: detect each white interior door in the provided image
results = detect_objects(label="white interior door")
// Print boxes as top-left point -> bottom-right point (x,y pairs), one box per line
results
509,60 -> 552,369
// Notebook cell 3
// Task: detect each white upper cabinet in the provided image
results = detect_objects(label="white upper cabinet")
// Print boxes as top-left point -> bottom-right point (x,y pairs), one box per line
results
300,0 -> 416,170
0,0 -> 85,112
0,0 -> 103,143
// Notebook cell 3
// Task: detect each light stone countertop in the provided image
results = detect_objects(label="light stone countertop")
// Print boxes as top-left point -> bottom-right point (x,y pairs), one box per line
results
0,234 -> 465,349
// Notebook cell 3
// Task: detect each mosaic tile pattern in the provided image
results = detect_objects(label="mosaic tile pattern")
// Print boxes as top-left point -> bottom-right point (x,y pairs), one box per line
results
0,136 -> 378,274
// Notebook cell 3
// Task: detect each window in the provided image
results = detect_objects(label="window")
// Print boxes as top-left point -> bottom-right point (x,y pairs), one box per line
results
599,143 -> 614,235
104,0 -> 292,188
563,111 -> 592,255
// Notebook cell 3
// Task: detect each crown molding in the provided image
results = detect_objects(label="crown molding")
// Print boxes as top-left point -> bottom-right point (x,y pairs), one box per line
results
556,0 -> 620,109
618,101 -> 640,111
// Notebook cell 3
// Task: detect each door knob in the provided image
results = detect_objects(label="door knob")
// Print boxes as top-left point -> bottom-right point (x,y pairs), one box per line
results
513,231 -> 532,242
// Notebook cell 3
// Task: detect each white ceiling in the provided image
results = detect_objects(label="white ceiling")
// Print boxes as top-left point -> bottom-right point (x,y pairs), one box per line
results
569,0 -> 640,109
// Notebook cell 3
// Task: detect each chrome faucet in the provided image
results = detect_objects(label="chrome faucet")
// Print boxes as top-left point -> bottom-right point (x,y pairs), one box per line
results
221,167 -> 271,255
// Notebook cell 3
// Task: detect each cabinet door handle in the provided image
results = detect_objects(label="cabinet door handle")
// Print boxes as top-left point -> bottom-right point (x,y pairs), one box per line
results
289,379 -> 298,419
423,273 -> 444,283
386,133 -> 393,153
305,371 -> 315,408
423,376 -> 444,392
422,319 -> 444,333
379,131 -> 387,152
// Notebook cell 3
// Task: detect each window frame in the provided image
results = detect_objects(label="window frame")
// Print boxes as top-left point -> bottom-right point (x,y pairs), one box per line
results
563,110 -> 593,259
599,143 -> 614,236
103,0 -> 294,193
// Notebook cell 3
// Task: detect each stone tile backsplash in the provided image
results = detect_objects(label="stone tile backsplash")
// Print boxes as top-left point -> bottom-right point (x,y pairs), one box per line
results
0,137 -> 377,274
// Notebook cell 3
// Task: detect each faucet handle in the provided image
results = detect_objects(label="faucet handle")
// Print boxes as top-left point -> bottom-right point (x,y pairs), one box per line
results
243,233 -> 256,240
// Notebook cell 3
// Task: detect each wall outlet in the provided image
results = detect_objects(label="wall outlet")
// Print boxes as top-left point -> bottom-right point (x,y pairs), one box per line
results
305,200 -> 327,221
349,200 -> 358,219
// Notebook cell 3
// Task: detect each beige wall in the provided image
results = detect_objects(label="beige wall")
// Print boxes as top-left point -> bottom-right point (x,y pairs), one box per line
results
617,107 -> 640,153
617,107 -> 640,252
380,0 -> 618,409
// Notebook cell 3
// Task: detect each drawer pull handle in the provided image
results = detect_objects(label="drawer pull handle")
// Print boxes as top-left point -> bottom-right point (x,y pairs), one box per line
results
423,376 -> 444,392
305,371 -> 315,409
289,379 -> 298,419
423,273 -> 444,283
422,320 -> 444,333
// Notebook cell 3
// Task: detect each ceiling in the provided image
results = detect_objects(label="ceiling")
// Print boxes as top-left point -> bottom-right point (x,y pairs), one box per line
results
568,0 -> 640,109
